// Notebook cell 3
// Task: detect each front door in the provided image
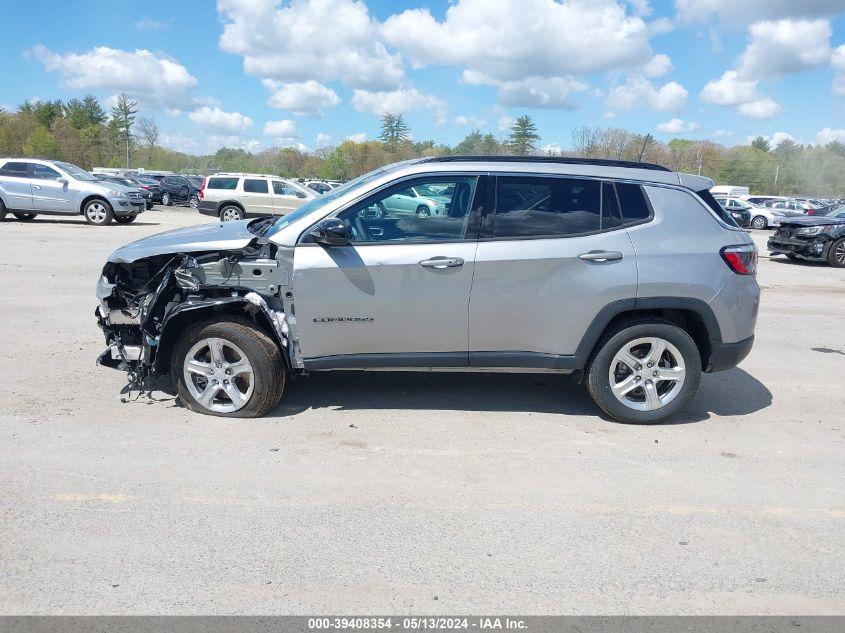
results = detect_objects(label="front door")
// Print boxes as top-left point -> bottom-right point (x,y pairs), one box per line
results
31,163 -> 74,213
469,176 -> 639,364
0,161 -> 33,210
292,175 -> 483,365
241,178 -> 274,216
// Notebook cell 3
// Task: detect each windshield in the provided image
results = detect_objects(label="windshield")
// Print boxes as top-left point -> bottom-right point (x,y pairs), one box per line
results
267,167 -> 391,235
55,161 -> 99,181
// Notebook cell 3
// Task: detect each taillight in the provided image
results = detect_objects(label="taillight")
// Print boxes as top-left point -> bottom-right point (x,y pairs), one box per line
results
199,178 -> 206,199
721,244 -> 757,275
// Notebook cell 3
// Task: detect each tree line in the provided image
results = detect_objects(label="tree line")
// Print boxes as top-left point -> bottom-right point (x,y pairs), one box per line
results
1,94 -> 844,195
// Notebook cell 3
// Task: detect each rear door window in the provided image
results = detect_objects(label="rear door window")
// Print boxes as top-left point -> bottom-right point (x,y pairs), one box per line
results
0,161 -> 30,177
244,179 -> 269,194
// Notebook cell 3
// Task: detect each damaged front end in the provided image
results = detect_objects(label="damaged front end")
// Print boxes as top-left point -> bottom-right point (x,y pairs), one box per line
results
95,219 -> 298,393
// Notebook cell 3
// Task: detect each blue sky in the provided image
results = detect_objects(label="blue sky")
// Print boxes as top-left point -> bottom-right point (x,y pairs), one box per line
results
3,0 -> 845,154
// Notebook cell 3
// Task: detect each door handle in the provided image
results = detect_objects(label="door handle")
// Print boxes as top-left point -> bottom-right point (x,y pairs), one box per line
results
419,257 -> 465,269
578,250 -> 623,263
32,185 -> 41,190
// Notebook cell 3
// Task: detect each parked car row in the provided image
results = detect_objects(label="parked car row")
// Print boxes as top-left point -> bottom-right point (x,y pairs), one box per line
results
767,203 -> 845,267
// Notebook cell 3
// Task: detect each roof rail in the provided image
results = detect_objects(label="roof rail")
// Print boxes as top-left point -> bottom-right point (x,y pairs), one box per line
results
420,155 -> 672,172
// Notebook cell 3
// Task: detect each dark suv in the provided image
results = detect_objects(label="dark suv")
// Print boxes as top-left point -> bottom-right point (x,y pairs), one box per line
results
159,175 -> 200,208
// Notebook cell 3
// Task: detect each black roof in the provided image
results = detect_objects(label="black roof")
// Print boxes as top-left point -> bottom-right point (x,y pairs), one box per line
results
421,155 -> 671,172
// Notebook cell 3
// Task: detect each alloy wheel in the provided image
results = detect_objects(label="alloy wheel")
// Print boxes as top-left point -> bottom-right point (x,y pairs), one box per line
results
183,337 -> 254,414
608,337 -> 686,412
86,202 -> 108,224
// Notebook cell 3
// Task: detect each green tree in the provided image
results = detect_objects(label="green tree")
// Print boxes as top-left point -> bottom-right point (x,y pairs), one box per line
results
22,126 -> 59,158
751,136 -> 771,152
507,115 -> 540,155
825,140 -> 845,158
110,93 -> 138,167
378,113 -> 410,153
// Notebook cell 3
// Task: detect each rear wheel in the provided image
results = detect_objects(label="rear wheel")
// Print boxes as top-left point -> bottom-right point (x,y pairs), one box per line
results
83,199 -> 114,226
171,318 -> 285,418
220,205 -> 244,222
13,212 -> 37,221
586,319 -> 702,424
750,215 -> 767,230
188,195 -> 199,209
0,199 -> 6,221
161,191 -> 171,206
827,238 -> 845,268
115,214 -> 137,224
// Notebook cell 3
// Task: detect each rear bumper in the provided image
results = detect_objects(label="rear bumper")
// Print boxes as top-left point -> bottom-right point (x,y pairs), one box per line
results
198,200 -> 218,216
707,335 -> 754,372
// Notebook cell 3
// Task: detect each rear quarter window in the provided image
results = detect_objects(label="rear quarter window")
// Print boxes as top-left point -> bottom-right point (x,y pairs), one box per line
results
696,188 -> 739,227
615,182 -> 651,223
207,177 -> 239,190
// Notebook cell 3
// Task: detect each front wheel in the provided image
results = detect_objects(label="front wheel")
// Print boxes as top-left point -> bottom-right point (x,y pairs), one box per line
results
416,205 -> 431,218
83,199 -> 114,226
827,238 -> 845,268
171,318 -> 285,417
13,212 -> 37,221
220,205 -> 244,222
585,319 -> 702,424
750,215 -> 767,230
115,214 -> 137,224
161,191 -> 171,206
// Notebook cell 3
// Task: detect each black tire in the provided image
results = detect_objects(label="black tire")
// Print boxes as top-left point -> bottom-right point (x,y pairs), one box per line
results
219,205 -> 245,222
827,238 -> 845,268
13,212 -> 37,221
750,215 -> 767,230
170,317 -> 285,418
83,198 -> 114,226
162,191 -> 171,206
115,214 -> 137,224
188,195 -> 199,209
585,318 -> 702,424
416,204 -> 431,217
0,199 -> 7,221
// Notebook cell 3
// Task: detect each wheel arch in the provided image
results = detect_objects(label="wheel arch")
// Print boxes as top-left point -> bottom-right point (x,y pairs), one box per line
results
577,297 -> 723,372
79,194 -> 112,215
153,297 -> 290,377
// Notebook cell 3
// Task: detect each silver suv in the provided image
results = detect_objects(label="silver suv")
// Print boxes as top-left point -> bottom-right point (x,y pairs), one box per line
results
95,157 -> 759,424
0,158 -> 145,225
197,173 -> 316,222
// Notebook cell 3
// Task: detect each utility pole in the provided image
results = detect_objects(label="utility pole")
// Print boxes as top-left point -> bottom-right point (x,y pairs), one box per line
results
696,146 -> 703,176
774,164 -> 779,186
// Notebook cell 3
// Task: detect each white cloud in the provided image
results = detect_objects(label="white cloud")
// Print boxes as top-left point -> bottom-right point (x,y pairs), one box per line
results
454,115 -> 487,127
27,44 -> 197,109
541,142 -> 562,154
737,19 -> 832,78
346,132 -> 367,143
817,128 -> 845,144
675,0 -> 845,24
603,111 -> 617,119
262,119 -> 298,140
351,87 -> 446,123
135,17 -> 170,31
382,0 -> 654,78
699,70 -> 781,119
713,129 -> 734,138
316,132 -> 332,147
771,131 -> 796,145
607,76 -> 688,113
160,132 -> 259,155
656,118 -> 700,133
463,72 -> 588,109
218,0 -> 403,90
498,115 -> 516,132
643,53 -> 673,77
738,97 -> 781,119
189,106 -> 253,133
262,79 -> 341,116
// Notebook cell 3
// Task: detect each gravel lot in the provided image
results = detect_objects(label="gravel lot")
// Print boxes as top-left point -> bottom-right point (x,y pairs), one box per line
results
0,207 -> 843,615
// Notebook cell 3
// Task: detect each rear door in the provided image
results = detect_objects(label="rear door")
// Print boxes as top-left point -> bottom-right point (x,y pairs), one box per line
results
241,178 -> 274,216
468,176 -> 638,366
292,175 -> 483,364
0,161 -> 34,210
31,163 -> 74,213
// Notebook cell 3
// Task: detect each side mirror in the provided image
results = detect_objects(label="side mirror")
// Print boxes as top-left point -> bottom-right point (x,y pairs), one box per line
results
57,177 -> 68,185
296,191 -> 307,199
310,218 -> 350,246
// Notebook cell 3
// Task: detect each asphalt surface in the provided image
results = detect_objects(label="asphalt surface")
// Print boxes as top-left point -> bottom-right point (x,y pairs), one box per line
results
0,207 -> 843,614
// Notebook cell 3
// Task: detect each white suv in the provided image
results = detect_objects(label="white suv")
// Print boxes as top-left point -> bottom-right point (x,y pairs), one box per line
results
198,173 -> 317,222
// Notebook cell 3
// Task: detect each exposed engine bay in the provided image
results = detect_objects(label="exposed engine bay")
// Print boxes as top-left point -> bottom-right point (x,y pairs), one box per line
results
96,221 -> 299,395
